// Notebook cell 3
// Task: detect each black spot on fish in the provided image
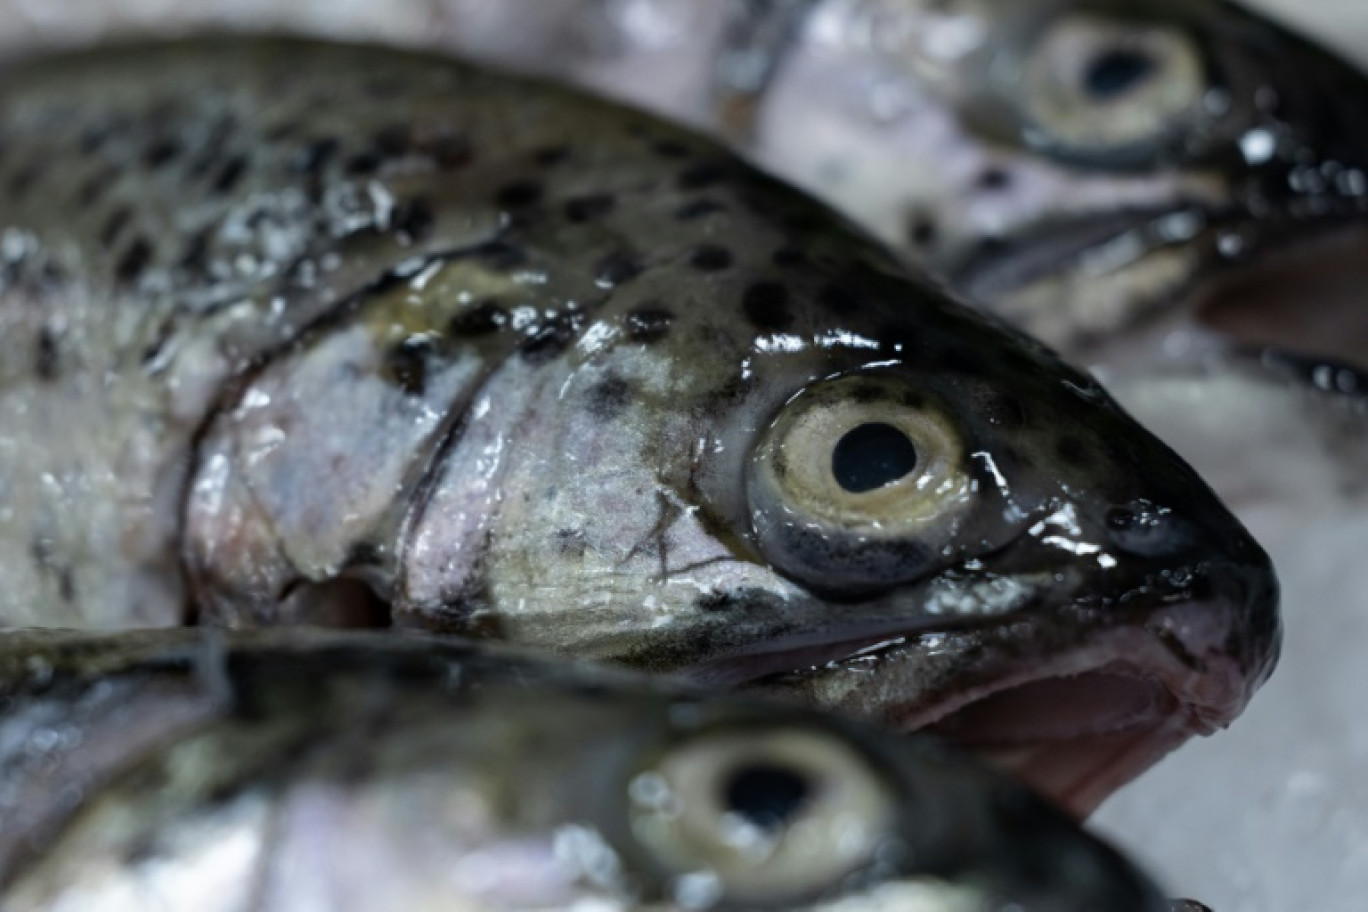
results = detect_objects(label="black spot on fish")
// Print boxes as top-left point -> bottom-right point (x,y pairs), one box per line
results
115,237 -> 153,285
372,124 -> 411,157
140,318 -> 177,370
187,115 -> 239,179
77,166 -> 118,208
178,226 -> 213,273
652,139 -> 692,159
100,207 -> 132,248
345,542 -> 385,568
586,376 -> 634,420
625,305 -> 674,345
8,159 -> 45,198
35,327 -> 59,381
595,251 -> 642,288
345,149 -> 383,176
907,213 -> 939,248
1056,436 -> 1090,467
293,137 -> 341,175
564,194 -> 616,223
143,137 -> 182,169
496,180 -> 544,209
675,199 -> 726,221
977,167 -> 1012,191
392,197 -> 435,244
57,567 -> 75,604
555,529 -> 589,558
521,312 -> 583,363
690,244 -> 733,271
449,300 -> 509,337
818,282 -> 861,315
771,247 -> 808,268
211,154 -> 248,194
533,145 -> 570,167
384,336 -> 432,397
743,282 -> 793,331
79,121 -> 118,155
678,162 -> 727,191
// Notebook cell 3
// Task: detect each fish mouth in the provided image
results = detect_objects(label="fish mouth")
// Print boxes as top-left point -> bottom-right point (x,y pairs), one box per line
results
950,205 -> 1221,308
724,585 -> 1272,819
898,597 -> 1251,818
949,201 -> 1368,350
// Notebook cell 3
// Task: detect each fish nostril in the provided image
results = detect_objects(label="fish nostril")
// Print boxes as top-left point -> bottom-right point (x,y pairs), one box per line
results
1103,501 -> 1192,558
1105,506 -> 1138,531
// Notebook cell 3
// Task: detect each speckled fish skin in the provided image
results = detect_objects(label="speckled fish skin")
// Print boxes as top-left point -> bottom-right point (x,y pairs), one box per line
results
0,629 -> 1170,912
0,38 -> 1275,813
434,0 -> 1368,358
2,2 -> 1366,359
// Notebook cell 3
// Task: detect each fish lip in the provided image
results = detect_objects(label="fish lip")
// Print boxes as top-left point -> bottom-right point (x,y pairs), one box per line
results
948,203 -> 1229,303
891,594 -> 1269,817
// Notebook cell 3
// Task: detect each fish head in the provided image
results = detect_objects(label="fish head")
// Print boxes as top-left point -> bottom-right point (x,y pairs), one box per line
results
750,0 -> 1368,349
361,186 -> 1279,816
647,253 -> 1281,817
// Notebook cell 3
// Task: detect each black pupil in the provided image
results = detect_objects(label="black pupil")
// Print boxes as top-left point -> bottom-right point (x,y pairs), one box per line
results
1083,48 -> 1157,100
832,422 -> 918,494
723,763 -> 812,831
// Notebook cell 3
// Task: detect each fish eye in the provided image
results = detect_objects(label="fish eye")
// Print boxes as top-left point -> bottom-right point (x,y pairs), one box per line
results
628,727 -> 897,904
747,374 -> 974,591
1014,15 -> 1208,158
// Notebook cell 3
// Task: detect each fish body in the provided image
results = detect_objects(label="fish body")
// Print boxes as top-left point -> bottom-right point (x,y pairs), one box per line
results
0,629 -> 1170,912
0,38 -> 1275,812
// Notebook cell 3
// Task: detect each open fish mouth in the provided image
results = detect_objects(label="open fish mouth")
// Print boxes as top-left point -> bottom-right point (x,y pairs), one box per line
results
727,590 -> 1271,820
900,598 -> 1253,818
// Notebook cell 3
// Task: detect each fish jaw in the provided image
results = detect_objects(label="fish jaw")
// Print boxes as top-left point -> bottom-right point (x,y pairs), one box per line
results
739,575 -> 1277,819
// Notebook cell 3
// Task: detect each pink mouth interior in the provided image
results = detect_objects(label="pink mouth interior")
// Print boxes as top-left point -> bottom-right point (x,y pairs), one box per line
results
922,669 -> 1190,818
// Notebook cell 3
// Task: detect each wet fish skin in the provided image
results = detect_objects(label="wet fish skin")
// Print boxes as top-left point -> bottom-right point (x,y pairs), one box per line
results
0,38 -> 1274,811
2,1 -> 1365,357
0,628 -> 1170,912
387,0 -> 1368,356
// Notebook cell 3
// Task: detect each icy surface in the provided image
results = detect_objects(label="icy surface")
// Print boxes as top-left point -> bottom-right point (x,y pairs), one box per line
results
1095,511 -> 1368,912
